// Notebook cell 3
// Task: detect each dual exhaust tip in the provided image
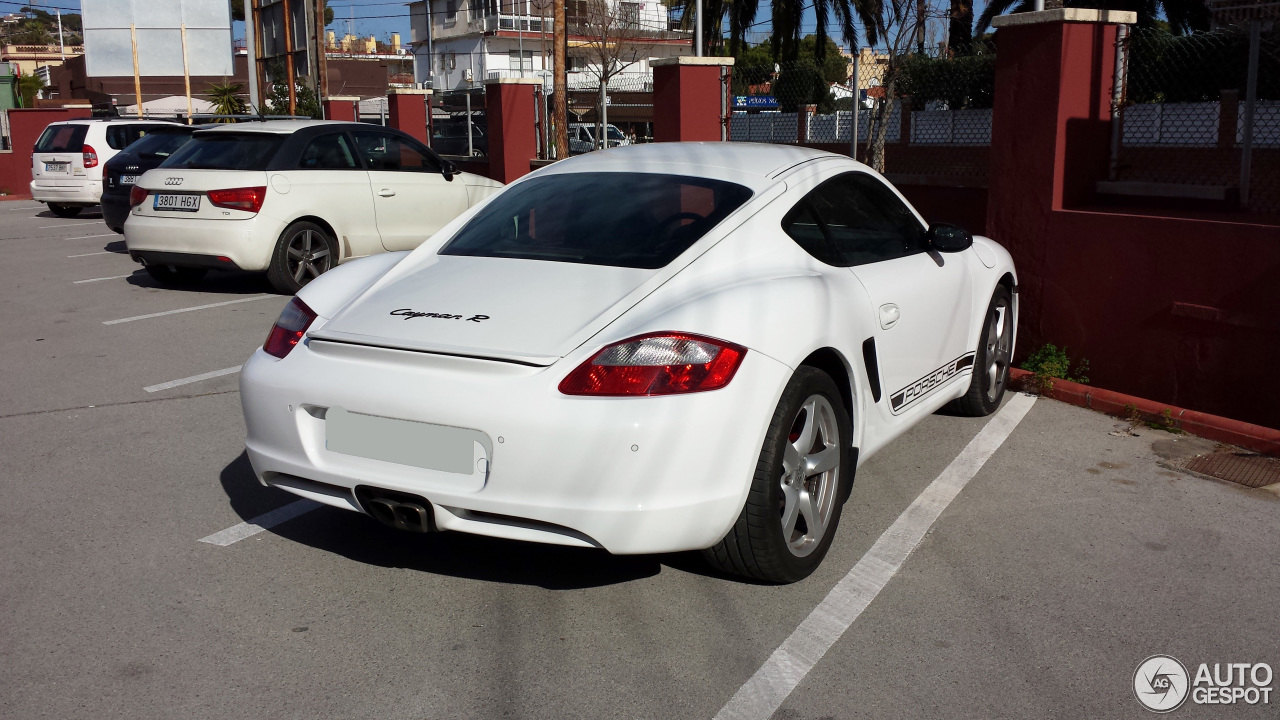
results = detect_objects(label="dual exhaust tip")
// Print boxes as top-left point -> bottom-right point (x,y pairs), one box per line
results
354,486 -> 435,533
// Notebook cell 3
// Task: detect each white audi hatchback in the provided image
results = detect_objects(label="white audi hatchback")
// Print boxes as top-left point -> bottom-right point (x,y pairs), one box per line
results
124,120 -> 502,293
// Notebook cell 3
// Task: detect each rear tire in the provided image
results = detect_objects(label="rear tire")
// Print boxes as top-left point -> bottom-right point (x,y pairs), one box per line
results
703,366 -> 851,583
48,203 -> 82,218
947,284 -> 1014,417
267,221 -> 337,295
144,264 -> 208,286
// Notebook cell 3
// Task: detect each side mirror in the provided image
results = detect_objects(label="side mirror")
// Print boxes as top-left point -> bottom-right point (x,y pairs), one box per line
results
441,159 -> 458,181
927,222 -> 972,252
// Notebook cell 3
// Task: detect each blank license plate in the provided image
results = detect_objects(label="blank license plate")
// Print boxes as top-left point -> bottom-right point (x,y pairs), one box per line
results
45,162 -> 69,172
120,175 -> 138,185
153,193 -> 200,212
325,407 -> 490,477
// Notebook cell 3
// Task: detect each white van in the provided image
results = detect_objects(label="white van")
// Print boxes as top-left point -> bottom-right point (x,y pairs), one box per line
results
31,118 -> 177,217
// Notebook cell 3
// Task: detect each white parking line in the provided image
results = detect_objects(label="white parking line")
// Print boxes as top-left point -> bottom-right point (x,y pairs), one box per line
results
73,273 -> 135,284
103,295 -> 275,325
38,222 -> 99,229
198,500 -> 322,547
144,365 -> 242,393
67,251 -> 115,258
65,233 -> 118,240
713,393 -> 1037,720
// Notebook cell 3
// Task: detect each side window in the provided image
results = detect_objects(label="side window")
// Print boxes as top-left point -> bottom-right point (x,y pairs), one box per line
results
298,133 -> 360,169
105,125 -> 163,150
352,131 -> 441,173
782,173 -> 926,267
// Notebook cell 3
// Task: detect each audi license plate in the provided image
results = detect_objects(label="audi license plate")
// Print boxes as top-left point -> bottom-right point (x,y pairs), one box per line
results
44,162 -> 69,172
153,194 -> 200,212
119,174 -> 138,186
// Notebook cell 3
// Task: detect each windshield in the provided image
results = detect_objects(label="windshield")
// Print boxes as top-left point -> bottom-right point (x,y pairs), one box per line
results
159,133 -> 284,170
34,124 -> 87,153
607,126 -> 625,141
440,172 -> 753,269
126,130 -> 195,159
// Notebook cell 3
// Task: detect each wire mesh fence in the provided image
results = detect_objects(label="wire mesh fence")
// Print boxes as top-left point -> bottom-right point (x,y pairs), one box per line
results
730,42 -> 995,182
1112,24 -> 1280,215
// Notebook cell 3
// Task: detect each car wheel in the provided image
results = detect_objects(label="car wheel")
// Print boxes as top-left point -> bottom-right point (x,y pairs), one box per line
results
144,264 -> 208,286
48,203 -> 82,218
267,221 -> 336,295
704,366 -> 851,583
947,284 -> 1014,417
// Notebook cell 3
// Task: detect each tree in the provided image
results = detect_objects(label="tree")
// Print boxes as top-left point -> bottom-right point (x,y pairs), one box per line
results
263,61 -> 321,118
16,73 -> 45,108
207,80 -> 248,118
976,0 -> 1209,35
568,0 -> 662,148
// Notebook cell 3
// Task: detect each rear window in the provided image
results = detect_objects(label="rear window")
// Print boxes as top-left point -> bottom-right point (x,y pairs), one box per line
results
440,172 -> 753,269
159,133 -> 284,171
126,130 -> 195,159
105,124 -> 173,150
34,124 -> 87,153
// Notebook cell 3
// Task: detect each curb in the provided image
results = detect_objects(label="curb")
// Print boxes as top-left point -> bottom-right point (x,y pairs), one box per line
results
1008,368 -> 1280,456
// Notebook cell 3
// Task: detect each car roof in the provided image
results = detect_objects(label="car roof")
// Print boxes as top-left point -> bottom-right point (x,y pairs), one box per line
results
543,142 -> 842,182
47,118 -> 181,126
192,119 -> 366,135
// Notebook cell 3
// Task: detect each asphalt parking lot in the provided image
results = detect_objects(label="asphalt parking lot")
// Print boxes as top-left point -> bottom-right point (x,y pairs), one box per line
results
2,198 -> 1278,719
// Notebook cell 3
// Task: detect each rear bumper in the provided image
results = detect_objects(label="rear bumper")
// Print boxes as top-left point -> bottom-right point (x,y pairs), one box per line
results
240,339 -> 792,555
123,212 -> 281,272
30,180 -> 101,205
129,249 -> 244,270
101,192 -> 130,232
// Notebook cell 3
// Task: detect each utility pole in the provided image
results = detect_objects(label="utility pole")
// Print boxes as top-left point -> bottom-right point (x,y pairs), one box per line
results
695,0 -> 702,56
553,0 -> 567,158
316,0 -> 329,108
245,0 -> 261,111
56,10 -> 64,60
282,0 -> 298,115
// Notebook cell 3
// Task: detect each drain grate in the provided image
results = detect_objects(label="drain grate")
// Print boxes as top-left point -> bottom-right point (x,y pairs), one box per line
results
1184,452 -> 1280,489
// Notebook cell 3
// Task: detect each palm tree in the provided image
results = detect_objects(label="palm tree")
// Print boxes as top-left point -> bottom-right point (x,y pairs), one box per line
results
206,80 -> 248,118
675,0 -> 879,63
976,0 -> 1209,35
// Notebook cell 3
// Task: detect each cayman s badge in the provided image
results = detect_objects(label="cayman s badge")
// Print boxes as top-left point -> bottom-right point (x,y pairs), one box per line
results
390,309 -> 489,323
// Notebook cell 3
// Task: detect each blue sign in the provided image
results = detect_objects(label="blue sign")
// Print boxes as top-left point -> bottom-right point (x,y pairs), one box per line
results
733,95 -> 779,110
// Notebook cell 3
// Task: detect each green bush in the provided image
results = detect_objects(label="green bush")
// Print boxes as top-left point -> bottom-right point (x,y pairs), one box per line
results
1021,343 -> 1090,392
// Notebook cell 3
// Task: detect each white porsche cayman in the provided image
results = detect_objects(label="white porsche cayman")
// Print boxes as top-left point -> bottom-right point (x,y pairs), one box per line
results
240,142 -> 1017,583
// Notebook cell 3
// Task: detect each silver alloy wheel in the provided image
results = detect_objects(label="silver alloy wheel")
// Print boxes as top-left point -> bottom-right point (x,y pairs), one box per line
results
779,394 -> 841,557
286,228 -> 331,284
985,297 -> 1012,402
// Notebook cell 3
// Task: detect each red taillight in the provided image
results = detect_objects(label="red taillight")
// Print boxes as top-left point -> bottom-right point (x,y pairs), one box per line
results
263,298 -> 318,359
207,186 -> 267,213
129,185 -> 148,207
558,332 -> 747,396
82,144 -> 98,168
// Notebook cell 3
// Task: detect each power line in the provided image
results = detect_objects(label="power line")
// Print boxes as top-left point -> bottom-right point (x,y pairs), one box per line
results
0,0 -> 81,11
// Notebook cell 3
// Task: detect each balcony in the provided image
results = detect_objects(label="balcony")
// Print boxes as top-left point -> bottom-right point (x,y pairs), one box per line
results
484,68 -> 653,92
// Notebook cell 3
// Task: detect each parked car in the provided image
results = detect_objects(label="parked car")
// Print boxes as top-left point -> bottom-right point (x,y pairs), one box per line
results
238,143 -> 1017,583
124,120 -> 503,293
101,125 -> 197,233
31,118 -> 180,217
431,118 -> 488,157
568,122 -> 629,155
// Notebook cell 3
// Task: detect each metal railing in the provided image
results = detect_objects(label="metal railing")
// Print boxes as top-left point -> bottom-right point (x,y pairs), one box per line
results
1108,24 -> 1280,215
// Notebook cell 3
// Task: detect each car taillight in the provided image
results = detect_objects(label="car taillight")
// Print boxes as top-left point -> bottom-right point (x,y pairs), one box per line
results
208,186 -> 267,213
263,298 -> 318,359
82,144 -> 98,168
129,185 -> 148,207
559,332 -> 747,396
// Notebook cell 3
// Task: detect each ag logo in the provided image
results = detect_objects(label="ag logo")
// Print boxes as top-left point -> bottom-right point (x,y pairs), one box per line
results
1135,655 -> 1190,712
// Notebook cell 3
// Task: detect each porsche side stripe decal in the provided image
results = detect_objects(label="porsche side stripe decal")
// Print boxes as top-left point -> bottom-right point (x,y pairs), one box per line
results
889,352 -> 976,414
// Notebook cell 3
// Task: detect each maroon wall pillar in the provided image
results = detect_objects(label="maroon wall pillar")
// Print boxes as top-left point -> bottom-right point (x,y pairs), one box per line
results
483,78 -> 539,184
322,96 -> 359,122
651,57 -> 734,143
386,89 -> 431,144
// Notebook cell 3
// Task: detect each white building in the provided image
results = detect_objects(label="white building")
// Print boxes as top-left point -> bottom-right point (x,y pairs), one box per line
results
408,0 -> 693,93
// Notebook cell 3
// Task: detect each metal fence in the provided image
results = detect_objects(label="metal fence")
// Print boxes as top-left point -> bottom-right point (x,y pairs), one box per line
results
1110,24 -> 1280,215
730,44 -> 995,181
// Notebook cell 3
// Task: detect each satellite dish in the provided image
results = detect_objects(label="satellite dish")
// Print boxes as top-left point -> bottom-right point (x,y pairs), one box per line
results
868,77 -> 880,87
